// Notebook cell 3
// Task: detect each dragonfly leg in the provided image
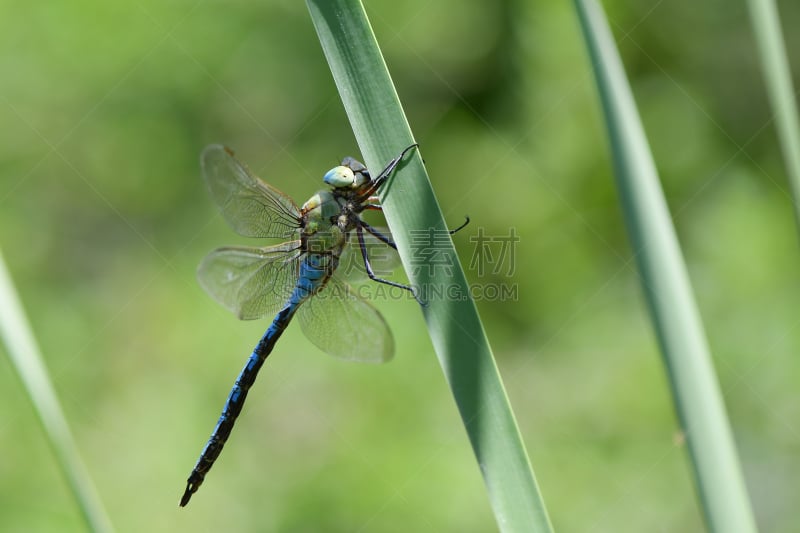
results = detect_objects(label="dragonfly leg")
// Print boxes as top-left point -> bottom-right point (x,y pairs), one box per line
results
362,196 -> 382,211
361,220 -> 396,250
357,225 -> 423,305
361,216 -> 468,250
449,216 -> 470,235
361,144 -> 419,198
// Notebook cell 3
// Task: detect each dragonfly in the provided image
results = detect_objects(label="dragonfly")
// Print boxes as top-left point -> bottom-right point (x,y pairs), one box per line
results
180,143 -> 464,506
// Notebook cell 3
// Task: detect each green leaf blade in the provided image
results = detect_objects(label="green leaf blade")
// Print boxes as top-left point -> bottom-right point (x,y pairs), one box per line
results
0,249 -> 114,533
307,1 -> 553,531
745,0 -> 800,234
573,1 -> 759,532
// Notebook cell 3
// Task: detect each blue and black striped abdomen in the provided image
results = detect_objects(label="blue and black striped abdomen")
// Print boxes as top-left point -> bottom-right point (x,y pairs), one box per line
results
288,252 -> 338,306
180,251 -> 340,506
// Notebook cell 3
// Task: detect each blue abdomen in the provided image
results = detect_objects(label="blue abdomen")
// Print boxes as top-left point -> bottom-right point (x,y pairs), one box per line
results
289,253 -> 335,306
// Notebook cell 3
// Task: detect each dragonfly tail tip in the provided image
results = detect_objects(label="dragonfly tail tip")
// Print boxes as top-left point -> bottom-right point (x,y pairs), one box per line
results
179,482 -> 196,507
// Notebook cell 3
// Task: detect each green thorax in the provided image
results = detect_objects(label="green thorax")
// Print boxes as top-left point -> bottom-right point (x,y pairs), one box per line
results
301,190 -> 348,253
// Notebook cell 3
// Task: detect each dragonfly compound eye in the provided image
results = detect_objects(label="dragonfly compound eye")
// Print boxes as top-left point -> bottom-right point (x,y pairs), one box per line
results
323,165 -> 356,188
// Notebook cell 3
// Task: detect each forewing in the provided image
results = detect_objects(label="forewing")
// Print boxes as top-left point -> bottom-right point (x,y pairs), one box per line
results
298,276 -> 393,364
202,144 -> 302,239
197,241 -> 301,320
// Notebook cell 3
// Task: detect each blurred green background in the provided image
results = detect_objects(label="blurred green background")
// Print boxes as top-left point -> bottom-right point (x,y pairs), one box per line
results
1,1 -> 799,531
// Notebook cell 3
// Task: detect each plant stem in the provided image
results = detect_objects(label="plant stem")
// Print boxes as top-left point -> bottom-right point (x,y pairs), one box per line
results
573,1 -> 758,531
306,1 -> 553,531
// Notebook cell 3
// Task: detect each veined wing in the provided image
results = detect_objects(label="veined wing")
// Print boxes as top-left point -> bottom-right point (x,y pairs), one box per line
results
197,241 -> 302,320
337,227 -> 401,281
202,144 -> 302,239
298,275 -> 393,364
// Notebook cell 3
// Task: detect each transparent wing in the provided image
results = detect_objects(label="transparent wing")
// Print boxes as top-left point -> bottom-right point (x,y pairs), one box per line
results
337,227 -> 401,282
298,275 -> 394,364
197,241 -> 302,320
202,144 -> 302,239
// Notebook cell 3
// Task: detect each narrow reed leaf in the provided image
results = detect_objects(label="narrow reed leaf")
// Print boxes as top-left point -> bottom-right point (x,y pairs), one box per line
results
0,249 -> 114,533
746,0 -> 800,233
573,1 -> 758,531
306,1 -> 553,531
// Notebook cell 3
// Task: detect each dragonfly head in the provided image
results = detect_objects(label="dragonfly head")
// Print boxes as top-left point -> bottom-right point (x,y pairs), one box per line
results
324,165 -> 370,190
